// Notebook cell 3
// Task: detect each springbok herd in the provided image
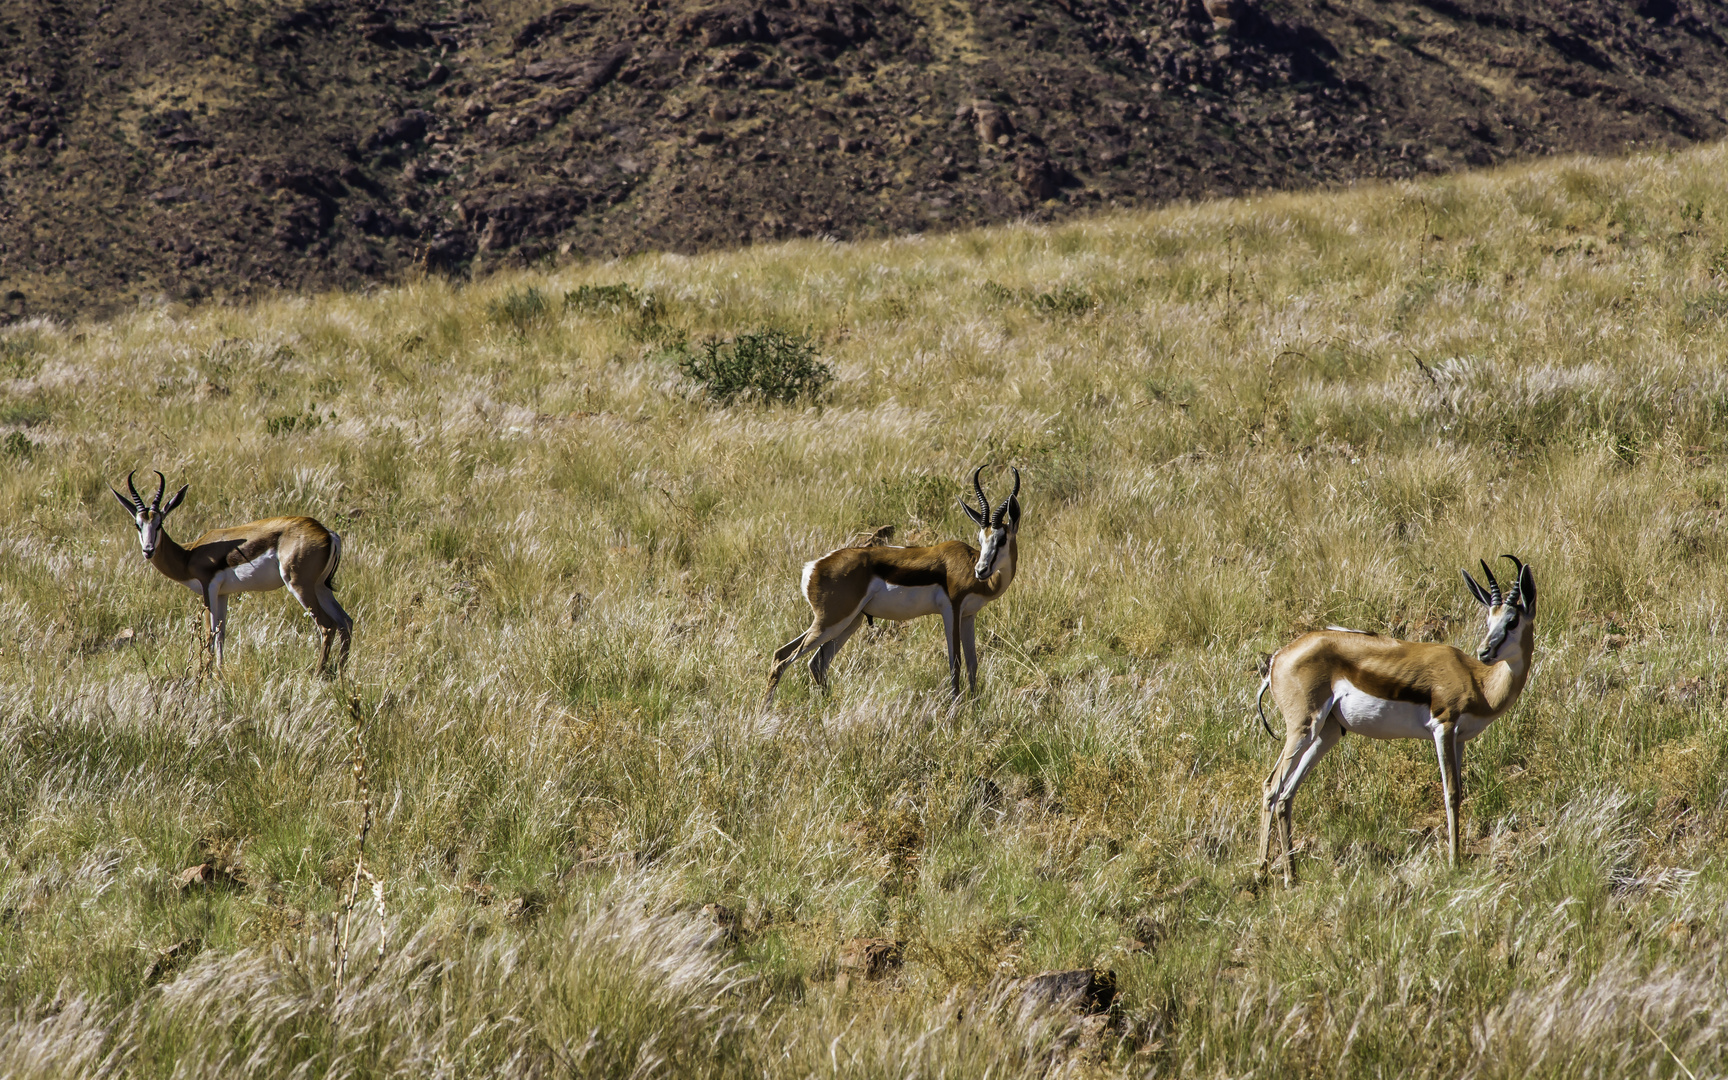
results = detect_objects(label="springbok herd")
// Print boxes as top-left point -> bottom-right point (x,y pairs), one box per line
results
110,464 -> 1535,884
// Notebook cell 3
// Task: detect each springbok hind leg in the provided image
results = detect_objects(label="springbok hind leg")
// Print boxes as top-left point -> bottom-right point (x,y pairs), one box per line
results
808,614 -> 863,689
765,620 -> 850,703
1264,711 -> 1343,887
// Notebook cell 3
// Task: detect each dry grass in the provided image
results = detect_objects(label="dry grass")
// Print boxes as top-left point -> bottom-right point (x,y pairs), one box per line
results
5,143 -> 1728,1076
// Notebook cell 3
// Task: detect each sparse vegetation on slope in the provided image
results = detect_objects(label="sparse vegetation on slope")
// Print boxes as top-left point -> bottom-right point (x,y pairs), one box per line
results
7,146 -> 1728,1076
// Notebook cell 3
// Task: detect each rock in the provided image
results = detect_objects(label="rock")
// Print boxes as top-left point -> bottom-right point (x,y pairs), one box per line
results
1014,968 -> 1117,1019
523,44 -> 632,93
702,902 -> 742,942
1016,155 -> 1064,200
1203,0 -> 1249,31
142,938 -> 201,986
371,111 -> 432,148
839,937 -> 903,979
973,102 -> 1012,145
514,5 -> 592,51
178,862 -> 241,890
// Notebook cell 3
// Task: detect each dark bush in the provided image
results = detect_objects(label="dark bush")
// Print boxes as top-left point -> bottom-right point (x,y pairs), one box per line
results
487,286 -> 551,334
675,329 -> 831,406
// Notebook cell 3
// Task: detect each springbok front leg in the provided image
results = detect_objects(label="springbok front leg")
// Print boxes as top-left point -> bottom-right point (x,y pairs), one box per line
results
1432,720 -> 1462,867
939,600 -> 964,700
959,615 -> 979,693
201,586 -> 231,668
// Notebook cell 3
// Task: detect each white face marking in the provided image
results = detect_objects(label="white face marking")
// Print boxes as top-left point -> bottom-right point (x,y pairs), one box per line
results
134,510 -> 163,559
975,527 -> 1006,578
1477,604 -> 1523,663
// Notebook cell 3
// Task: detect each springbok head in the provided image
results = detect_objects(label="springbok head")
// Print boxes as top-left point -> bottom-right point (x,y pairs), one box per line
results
960,466 -> 1021,579
110,470 -> 188,560
1461,554 -> 1536,663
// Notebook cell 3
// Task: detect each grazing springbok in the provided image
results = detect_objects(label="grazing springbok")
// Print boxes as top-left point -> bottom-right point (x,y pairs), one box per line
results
1255,555 -> 1536,884
110,471 -> 353,674
766,466 -> 1022,702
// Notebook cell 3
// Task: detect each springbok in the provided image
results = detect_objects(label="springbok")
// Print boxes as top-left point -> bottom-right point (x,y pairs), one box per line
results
766,466 -> 1022,702
1255,555 -> 1536,884
110,471 -> 353,674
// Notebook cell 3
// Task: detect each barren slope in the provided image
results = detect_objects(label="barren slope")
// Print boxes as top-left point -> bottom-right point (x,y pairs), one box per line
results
4,0 -> 1728,318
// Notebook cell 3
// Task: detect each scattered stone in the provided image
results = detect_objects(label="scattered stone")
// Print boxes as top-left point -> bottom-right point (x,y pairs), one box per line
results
1016,155 -> 1064,200
1009,969 -> 1117,1027
839,937 -> 903,980
702,902 -> 742,942
178,862 -> 241,890
973,102 -> 1012,146
370,111 -> 432,149
523,44 -> 632,93
142,938 -> 201,986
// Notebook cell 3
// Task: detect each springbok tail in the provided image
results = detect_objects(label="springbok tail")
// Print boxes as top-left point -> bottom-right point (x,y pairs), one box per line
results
323,532 -> 344,588
1255,649 -> 1279,739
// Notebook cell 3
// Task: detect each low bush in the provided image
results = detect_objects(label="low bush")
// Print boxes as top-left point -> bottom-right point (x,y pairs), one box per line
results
673,329 -> 830,405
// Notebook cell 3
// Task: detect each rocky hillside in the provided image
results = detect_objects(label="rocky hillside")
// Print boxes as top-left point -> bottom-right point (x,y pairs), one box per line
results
4,0 -> 1728,319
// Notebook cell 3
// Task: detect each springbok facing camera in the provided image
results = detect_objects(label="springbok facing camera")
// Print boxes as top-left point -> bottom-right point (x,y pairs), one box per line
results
1255,556 -> 1537,884
766,466 -> 1023,703
111,471 -> 353,674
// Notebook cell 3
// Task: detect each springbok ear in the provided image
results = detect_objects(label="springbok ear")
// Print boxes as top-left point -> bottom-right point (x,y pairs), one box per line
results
110,486 -> 139,516
1461,568 -> 1492,607
163,485 -> 188,515
1007,495 -> 1021,528
1517,564 -> 1536,613
960,497 -> 987,527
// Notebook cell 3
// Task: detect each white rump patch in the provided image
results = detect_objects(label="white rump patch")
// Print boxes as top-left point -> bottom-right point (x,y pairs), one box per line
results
1326,625 -> 1373,634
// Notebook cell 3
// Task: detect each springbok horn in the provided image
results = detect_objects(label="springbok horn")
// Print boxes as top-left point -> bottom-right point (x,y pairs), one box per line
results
1480,559 -> 1502,607
151,471 -> 167,511
972,466 -> 990,521
1501,554 -> 1525,606
992,466 -> 1020,527
127,470 -> 144,510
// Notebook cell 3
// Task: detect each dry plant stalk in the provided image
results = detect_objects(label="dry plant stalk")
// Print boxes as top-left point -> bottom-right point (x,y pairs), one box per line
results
334,694 -> 386,994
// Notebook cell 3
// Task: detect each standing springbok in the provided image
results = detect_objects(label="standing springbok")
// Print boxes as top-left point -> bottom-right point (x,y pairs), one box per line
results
1256,555 -> 1536,884
766,466 -> 1022,703
110,471 -> 353,674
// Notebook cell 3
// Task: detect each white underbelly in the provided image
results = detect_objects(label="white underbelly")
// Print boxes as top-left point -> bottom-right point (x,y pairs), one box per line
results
957,593 -> 991,619
861,581 -> 947,622
1332,678 -> 1434,740
214,550 -> 284,595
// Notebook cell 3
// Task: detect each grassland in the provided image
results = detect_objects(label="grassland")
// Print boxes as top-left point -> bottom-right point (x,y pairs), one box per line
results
6,143 -> 1728,1078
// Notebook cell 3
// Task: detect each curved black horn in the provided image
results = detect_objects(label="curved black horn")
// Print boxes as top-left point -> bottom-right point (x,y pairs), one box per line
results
126,470 -> 143,510
972,466 -> 990,521
992,466 -> 1020,526
1480,559 -> 1503,607
151,471 -> 167,511
1501,554 -> 1525,606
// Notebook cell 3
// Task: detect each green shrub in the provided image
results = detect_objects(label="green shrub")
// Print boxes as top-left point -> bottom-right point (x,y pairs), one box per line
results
0,399 -> 49,426
674,329 -> 831,406
2,431 -> 31,458
564,283 -> 660,319
265,409 -> 331,436
487,286 -> 551,334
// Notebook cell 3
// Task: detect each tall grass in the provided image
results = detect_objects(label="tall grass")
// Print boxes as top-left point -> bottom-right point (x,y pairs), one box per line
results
5,144 -> 1728,1075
